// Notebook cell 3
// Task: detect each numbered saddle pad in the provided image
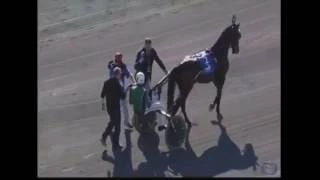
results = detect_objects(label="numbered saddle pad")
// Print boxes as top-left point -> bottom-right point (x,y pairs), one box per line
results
190,50 -> 217,76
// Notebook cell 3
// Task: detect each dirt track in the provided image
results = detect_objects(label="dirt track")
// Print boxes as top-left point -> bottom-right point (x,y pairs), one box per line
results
38,0 -> 280,177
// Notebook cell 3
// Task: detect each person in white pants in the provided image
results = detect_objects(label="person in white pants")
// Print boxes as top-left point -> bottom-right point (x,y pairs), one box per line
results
120,79 -> 130,129
108,52 -> 136,129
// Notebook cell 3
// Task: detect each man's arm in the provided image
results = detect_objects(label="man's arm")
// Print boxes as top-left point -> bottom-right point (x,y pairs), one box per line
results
134,50 -> 142,71
153,49 -> 168,74
129,73 -> 136,84
101,81 -> 108,110
108,60 -> 116,78
123,64 -> 136,83
101,81 -> 108,99
117,81 -> 126,100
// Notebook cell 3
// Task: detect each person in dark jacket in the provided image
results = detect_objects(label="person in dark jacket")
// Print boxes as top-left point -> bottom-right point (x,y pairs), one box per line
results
100,67 -> 126,149
134,37 -> 168,89
108,52 -> 135,129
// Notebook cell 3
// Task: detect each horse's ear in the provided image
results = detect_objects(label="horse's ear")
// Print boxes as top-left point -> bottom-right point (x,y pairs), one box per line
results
232,15 -> 236,24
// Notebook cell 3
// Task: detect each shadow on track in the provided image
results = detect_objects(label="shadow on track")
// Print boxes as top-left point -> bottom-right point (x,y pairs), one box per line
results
134,131 -> 168,177
102,129 -> 134,177
165,121 -> 259,177
102,121 -> 258,177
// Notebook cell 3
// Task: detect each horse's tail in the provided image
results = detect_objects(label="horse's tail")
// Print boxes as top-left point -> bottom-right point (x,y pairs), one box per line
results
167,67 -> 178,113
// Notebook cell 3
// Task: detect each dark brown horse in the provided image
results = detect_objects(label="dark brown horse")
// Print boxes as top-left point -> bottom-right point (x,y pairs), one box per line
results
154,16 -> 242,127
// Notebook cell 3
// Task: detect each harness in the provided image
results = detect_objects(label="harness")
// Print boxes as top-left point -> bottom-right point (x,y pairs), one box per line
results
198,53 -> 217,75
182,50 -> 217,76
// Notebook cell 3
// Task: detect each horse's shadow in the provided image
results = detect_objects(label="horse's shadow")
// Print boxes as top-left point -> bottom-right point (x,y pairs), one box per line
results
134,131 -> 168,177
102,121 -> 259,177
165,121 -> 259,177
102,129 -> 134,177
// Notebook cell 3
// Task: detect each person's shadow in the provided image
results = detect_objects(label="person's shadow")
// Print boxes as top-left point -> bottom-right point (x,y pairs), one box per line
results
102,129 -> 134,177
164,126 -> 198,177
134,131 -> 168,177
164,121 -> 259,177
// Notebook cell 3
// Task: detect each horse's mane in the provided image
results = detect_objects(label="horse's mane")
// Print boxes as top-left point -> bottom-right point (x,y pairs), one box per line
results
210,25 -> 233,57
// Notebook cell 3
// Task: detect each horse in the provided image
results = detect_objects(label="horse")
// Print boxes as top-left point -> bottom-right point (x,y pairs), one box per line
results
155,16 -> 242,128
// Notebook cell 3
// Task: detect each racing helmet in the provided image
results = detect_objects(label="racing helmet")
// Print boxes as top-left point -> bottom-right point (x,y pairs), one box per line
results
136,72 -> 145,85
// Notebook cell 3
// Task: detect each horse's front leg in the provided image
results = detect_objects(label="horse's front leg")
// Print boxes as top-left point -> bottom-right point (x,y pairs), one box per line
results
209,96 -> 218,112
216,87 -> 224,122
213,62 -> 228,121
211,77 -> 225,122
209,81 -> 218,112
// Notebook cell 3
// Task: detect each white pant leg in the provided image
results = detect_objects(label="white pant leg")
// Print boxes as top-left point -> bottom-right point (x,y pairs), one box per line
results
158,112 -> 165,126
121,98 -> 130,125
120,79 -> 130,126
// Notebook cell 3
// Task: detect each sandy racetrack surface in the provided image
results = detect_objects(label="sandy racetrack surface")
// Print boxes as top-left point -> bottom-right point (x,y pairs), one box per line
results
38,0 -> 280,177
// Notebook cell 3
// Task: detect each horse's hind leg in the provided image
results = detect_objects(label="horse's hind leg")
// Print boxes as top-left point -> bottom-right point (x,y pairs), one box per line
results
209,95 -> 218,111
171,94 -> 191,128
171,94 -> 183,116
180,86 -> 193,128
181,99 -> 192,128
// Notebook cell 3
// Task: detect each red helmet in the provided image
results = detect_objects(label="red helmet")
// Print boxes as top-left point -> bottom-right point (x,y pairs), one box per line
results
114,52 -> 123,64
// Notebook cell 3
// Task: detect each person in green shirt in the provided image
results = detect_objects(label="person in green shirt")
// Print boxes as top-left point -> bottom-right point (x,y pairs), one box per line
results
129,72 -> 167,131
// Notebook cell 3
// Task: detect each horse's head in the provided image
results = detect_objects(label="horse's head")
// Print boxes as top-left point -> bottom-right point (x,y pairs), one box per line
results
229,23 -> 242,54
210,15 -> 242,56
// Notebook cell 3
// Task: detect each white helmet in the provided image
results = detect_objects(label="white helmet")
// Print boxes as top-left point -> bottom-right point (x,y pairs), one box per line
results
136,72 -> 145,85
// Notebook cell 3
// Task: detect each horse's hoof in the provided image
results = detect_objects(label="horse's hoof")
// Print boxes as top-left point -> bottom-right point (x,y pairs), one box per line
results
209,104 -> 215,112
211,120 -> 220,125
191,122 -> 198,126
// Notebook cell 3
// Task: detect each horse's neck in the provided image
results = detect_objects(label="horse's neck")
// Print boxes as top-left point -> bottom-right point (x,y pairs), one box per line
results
211,35 -> 230,62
